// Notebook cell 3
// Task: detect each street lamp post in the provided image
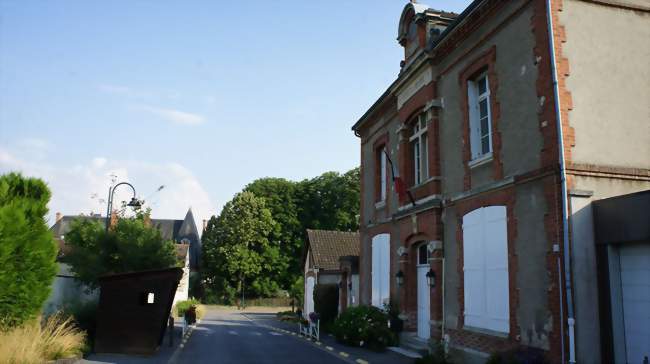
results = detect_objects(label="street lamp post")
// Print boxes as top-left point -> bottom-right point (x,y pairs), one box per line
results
105,182 -> 141,231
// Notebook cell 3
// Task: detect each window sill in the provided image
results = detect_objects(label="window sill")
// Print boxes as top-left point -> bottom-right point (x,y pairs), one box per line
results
409,176 -> 440,191
374,200 -> 386,210
468,153 -> 493,168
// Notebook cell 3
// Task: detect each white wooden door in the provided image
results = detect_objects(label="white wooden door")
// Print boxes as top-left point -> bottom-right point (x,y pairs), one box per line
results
305,276 -> 315,317
417,244 -> 430,340
620,243 -> 650,364
417,266 -> 430,339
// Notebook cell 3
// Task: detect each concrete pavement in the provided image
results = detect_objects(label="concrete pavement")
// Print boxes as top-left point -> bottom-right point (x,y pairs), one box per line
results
83,307 -> 415,364
169,308 -> 351,364
243,312 -> 413,364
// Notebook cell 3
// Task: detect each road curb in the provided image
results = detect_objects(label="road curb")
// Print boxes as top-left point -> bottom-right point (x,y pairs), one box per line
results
167,322 -> 197,364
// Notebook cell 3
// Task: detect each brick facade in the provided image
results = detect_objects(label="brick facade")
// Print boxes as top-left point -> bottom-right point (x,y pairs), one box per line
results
351,1 -> 586,361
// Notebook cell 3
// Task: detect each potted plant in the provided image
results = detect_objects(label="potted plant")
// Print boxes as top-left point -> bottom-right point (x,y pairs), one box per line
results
385,301 -> 404,334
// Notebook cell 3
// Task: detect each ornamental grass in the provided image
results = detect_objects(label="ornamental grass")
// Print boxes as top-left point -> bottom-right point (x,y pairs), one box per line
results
0,313 -> 86,364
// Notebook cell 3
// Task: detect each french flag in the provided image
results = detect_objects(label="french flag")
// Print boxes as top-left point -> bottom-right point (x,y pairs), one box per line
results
383,148 -> 416,205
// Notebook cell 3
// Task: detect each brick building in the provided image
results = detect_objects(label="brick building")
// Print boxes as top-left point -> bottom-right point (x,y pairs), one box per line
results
351,1 -> 649,363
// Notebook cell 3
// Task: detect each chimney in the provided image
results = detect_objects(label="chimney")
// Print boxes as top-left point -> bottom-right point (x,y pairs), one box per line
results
202,219 -> 208,232
109,210 -> 118,230
55,212 -> 62,222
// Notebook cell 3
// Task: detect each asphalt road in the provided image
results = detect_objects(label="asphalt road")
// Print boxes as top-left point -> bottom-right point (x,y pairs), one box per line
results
169,309 -> 350,364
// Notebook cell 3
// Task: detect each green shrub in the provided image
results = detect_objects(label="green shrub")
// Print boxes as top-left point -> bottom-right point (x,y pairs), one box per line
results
175,299 -> 201,317
314,284 -> 338,325
0,173 -> 57,330
486,347 -> 549,364
332,305 -> 397,351
63,215 -> 178,290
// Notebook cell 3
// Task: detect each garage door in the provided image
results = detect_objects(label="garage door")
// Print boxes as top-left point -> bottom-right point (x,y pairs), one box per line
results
620,243 -> 650,364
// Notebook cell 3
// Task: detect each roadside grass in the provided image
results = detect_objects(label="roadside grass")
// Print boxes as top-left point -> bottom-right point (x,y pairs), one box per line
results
276,310 -> 301,323
0,313 -> 86,364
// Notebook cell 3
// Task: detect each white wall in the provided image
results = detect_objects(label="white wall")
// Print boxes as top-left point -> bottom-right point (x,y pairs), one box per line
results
173,252 -> 190,306
42,263 -> 98,315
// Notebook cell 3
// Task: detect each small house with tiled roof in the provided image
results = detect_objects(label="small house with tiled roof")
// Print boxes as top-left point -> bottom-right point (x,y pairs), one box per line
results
303,229 -> 360,317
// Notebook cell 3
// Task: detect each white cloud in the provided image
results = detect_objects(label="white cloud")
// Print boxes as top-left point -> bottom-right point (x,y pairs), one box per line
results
138,105 -> 205,125
92,157 -> 107,169
0,147 -> 215,230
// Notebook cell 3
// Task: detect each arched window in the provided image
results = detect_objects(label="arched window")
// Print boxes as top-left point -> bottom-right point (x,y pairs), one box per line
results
462,206 -> 509,333
410,112 -> 429,185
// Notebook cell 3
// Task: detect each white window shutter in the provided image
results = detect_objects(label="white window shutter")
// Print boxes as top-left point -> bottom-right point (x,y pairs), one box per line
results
371,234 -> 390,308
380,235 -> 390,306
463,209 -> 485,329
371,237 -> 379,307
484,206 -> 509,333
463,206 -> 509,333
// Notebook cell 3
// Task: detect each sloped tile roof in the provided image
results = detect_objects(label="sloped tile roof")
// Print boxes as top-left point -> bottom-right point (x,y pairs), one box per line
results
307,229 -> 360,271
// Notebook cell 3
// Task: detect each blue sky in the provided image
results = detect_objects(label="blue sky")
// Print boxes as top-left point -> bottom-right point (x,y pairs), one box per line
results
0,1 -> 471,226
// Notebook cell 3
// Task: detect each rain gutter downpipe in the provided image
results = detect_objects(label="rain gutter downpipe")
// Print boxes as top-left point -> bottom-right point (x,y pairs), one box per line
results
545,1 -> 576,363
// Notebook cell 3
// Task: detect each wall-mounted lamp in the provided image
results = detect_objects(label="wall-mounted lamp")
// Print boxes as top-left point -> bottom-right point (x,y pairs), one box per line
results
396,270 -> 404,286
426,269 -> 436,288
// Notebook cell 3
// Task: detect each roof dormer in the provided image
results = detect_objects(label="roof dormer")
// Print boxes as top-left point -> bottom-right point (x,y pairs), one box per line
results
397,2 -> 457,66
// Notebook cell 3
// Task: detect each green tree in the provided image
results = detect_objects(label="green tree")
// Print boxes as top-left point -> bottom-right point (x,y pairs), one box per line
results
0,172 -> 57,329
243,178 -> 301,288
289,276 -> 304,312
63,213 -> 178,290
202,192 -> 278,304
296,167 -> 360,232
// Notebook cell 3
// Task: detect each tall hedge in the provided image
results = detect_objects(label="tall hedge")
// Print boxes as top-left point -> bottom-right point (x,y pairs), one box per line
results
0,172 -> 57,329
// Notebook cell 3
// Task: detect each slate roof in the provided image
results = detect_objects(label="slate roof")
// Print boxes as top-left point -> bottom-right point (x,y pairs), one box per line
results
306,229 -> 360,271
50,208 -> 201,270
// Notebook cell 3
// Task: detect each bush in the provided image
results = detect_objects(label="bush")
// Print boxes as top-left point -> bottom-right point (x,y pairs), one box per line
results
0,173 -> 57,330
486,347 -> 549,364
332,305 -> 397,351
63,215 -> 178,290
276,310 -> 300,323
174,299 -> 204,322
0,313 -> 86,363
314,284 -> 338,325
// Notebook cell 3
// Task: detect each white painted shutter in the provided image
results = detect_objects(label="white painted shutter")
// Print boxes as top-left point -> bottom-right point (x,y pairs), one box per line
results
371,234 -> 390,308
463,206 -> 509,333
484,206 -> 509,333
467,81 -> 480,160
371,237 -> 380,307
463,209 -> 485,329
380,236 -> 390,306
